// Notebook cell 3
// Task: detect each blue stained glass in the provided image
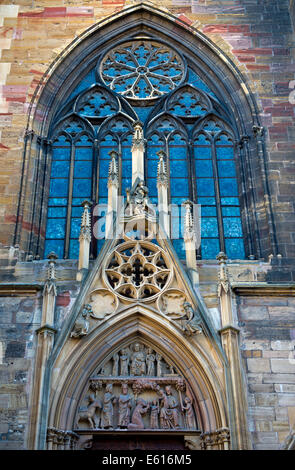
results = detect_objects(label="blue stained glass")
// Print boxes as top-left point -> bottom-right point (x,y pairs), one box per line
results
148,134 -> 165,145
201,217 -> 219,237
101,134 -> 118,146
225,238 -> 245,259
122,146 -> 132,160
169,133 -> 186,144
171,197 -> 189,205
75,147 -> 93,160
49,179 -> 69,197
172,239 -> 186,259
146,178 -> 158,197
195,160 -> 213,177
72,197 -> 88,206
157,119 -> 176,132
64,120 -> 84,134
222,206 -> 241,217
216,134 -> 233,145
223,217 -> 243,237
48,197 -> 68,206
221,197 -> 240,206
196,178 -> 215,197
217,160 -> 236,177
66,68 -> 96,104
194,134 -> 211,145
70,218 -> 81,238
73,178 -> 91,197
194,146 -> 211,159
99,178 -> 108,197
147,160 -> 158,177
100,160 -> 111,174
170,179 -> 189,196
96,239 -> 105,253
71,206 -> 84,217
51,161 -> 70,178
201,206 -> 217,216
216,146 -> 234,159
201,238 -> 220,259
74,161 -> 92,178
122,160 -> 132,178
100,147 -> 116,159
111,120 -> 130,133
203,120 -> 221,132
170,160 -> 188,176
187,68 -> 218,99
147,146 -> 163,159
69,239 -> 80,259
44,239 -> 64,259
197,197 -> 216,206
219,178 -> 238,196
52,147 -> 71,161
53,135 -> 71,146
169,146 -> 187,160
46,218 -> 66,239
47,207 -> 67,218
122,178 -> 132,194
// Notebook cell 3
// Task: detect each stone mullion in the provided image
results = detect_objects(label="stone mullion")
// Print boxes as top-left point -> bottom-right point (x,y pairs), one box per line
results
36,139 -> 52,258
211,137 -> 225,253
236,138 -> 255,258
64,141 -> 75,259
27,136 -> 43,256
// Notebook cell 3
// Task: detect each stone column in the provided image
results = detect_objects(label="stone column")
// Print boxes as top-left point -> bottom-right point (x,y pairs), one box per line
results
183,200 -> 199,285
106,150 -> 119,241
28,253 -> 58,449
217,252 -> 252,450
77,199 -> 92,281
157,150 -> 170,237
131,121 -> 145,186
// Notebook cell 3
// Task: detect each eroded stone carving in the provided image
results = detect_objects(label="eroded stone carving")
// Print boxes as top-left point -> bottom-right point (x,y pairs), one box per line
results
75,340 -> 198,432
70,304 -> 92,338
89,289 -> 118,319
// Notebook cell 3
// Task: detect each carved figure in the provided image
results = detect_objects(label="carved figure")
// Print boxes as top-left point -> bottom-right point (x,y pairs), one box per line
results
112,353 -> 119,376
130,343 -> 146,376
77,392 -> 102,429
133,181 -> 150,216
146,348 -> 156,376
156,353 -> 163,377
158,385 -> 180,429
150,399 -> 159,429
118,383 -> 132,428
128,398 -> 149,429
182,302 -> 203,336
70,304 -> 92,338
101,384 -> 116,429
181,396 -> 196,430
120,348 -> 129,376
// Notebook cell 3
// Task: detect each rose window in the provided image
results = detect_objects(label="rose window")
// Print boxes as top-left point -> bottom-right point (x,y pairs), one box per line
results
104,241 -> 172,301
99,40 -> 185,100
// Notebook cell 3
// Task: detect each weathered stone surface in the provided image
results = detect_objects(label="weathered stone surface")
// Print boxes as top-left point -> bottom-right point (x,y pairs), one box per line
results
247,358 -> 271,373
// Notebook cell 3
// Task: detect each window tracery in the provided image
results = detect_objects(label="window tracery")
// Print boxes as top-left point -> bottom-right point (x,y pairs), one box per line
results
45,38 -> 245,261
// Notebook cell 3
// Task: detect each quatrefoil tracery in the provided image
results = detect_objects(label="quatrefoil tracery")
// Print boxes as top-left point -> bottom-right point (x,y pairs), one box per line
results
104,241 -> 172,302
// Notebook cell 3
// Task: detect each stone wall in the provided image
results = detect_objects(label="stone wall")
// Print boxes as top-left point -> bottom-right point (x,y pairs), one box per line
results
237,294 -> 295,449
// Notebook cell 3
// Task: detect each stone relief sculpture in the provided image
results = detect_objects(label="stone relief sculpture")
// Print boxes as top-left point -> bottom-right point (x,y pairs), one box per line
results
181,302 -> 203,336
70,304 -> 92,338
75,340 -> 198,432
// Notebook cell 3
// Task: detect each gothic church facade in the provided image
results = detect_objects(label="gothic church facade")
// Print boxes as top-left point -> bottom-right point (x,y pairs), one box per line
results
0,1 -> 295,451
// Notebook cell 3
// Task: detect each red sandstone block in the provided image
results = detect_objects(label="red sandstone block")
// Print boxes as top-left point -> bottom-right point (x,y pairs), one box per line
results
19,8 -> 67,18
203,25 -> 228,34
66,7 -> 94,17
0,143 -> 9,150
274,48 -> 290,56
236,55 -> 255,63
232,48 -> 272,55
246,64 -> 270,71
228,25 -> 250,33
277,143 -> 295,150
56,292 -> 71,307
177,14 -> 193,25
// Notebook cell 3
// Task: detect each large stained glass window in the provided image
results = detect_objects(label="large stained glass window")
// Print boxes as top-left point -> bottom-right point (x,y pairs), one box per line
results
45,39 -> 245,261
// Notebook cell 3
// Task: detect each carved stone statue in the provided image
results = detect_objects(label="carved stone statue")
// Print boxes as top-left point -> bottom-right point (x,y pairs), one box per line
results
128,398 -> 149,429
158,385 -> 180,429
70,304 -> 92,338
181,396 -> 196,430
133,181 -> 150,216
112,353 -> 119,376
181,302 -> 203,336
120,348 -> 129,376
150,399 -> 159,429
118,383 -> 132,428
130,342 -> 146,376
77,392 -> 101,429
156,353 -> 163,377
146,348 -> 156,376
101,384 -> 116,429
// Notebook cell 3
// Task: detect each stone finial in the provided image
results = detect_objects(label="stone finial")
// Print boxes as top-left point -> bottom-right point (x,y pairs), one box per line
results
183,200 -> 196,242
157,150 -> 168,187
216,252 -> 230,296
132,121 -> 144,147
108,150 -> 119,187
79,199 -> 92,243
44,252 -> 58,295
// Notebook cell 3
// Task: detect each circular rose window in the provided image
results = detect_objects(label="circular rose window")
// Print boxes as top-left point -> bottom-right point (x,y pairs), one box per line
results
99,40 -> 185,100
